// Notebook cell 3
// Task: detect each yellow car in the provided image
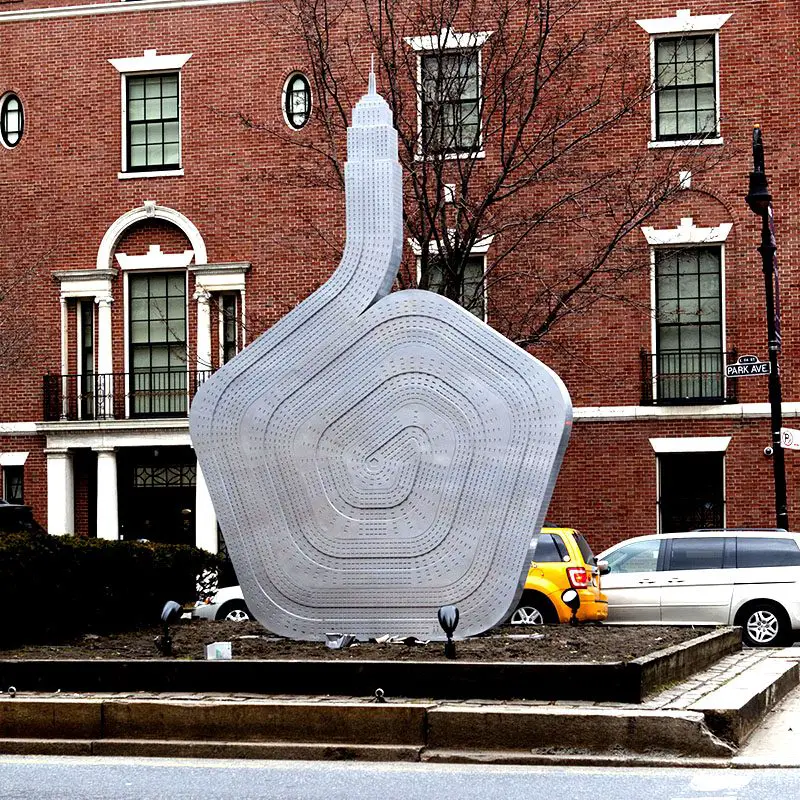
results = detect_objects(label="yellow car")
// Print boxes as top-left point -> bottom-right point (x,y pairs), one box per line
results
509,526 -> 608,625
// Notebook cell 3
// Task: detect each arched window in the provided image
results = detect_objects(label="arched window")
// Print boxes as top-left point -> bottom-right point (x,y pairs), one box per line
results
0,94 -> 23,148
283,73 -> 311,130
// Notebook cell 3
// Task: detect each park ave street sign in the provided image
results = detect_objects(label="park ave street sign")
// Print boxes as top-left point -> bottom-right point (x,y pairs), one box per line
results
725,354 -> 771,378
781,427 -> 800,451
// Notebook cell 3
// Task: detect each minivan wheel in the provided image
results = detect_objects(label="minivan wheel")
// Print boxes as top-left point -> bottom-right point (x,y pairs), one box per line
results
739,603 -> 789,647
510,605 -> 545,625
216,601 -> 252,622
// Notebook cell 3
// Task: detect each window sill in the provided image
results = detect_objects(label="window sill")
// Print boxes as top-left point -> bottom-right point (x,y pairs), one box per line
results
648,138 -> 723,149
414,150 -> 486,162
118,168 -> 185,179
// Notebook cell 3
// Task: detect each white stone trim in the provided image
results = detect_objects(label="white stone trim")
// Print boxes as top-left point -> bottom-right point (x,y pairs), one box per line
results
0,451 -> 28,466
405,26 -> 493,51
54,269 -> 117,299
116,244 -> 195,271
0,0 -> 251,22
191,262 -> 250,292
0,422 -> 37,433
408,233 -> 494,256
636,9 -> 732,36
117,169 -> 185,180
648,138 -> 723,149
572,403 -> 800,422
641,217 -> 732,246
97,201 -> 207,270
109,49 -> 192,74
649,436 -> 731,453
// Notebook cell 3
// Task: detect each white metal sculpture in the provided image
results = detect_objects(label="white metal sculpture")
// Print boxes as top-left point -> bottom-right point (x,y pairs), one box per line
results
189,72 -> 572,640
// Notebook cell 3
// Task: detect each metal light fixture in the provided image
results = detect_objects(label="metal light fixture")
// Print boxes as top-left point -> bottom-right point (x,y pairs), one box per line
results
154,600 -> 182,656
437,604 -> 459,659
560,588 -> 581,626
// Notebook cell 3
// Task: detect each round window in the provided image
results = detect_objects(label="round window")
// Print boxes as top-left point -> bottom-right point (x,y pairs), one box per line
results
0,93 -> 23,148
283,73 -> 311,130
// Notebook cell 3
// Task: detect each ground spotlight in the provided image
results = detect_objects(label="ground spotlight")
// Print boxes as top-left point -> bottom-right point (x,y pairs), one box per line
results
437,604 -> 459,659
561,589 -> 581,626
154,600 -> 182,656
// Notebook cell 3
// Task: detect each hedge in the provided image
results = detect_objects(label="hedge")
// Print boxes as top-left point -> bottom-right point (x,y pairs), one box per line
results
0,528 -> 221,647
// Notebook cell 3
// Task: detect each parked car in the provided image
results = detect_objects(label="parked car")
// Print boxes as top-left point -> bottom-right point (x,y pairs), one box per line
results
191,585 -> 252,622
509,526 -> 608,625
597,529 -> 800,647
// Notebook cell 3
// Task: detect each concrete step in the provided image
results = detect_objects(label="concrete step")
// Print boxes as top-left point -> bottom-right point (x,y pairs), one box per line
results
690,655 -> 800,746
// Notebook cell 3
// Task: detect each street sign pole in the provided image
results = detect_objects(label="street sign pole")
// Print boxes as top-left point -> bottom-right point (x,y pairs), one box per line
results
746,127 -> 789,530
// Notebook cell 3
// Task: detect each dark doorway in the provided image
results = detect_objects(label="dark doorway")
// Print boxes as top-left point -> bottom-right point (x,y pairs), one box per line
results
117,446 -> 196,545
658,452 -> 724,533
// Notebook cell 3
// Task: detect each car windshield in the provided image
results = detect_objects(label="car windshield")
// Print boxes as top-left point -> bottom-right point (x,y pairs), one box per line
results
573,532 -> 596,566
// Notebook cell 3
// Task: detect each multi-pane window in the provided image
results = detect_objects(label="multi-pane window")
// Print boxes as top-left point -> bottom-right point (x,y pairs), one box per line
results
126,74 -> 180,171
655,35 -> 716,140
655,247 -> 722,401
284,73 -> 311,130
129,272 -> 187,415
421,51 -> 480,154
221,294 -> 238,365
0,93 -> 23,148
2,466 -> 23,504
426,256 -> 485,319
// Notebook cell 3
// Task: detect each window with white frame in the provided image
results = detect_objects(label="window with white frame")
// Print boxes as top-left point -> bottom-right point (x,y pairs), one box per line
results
126,74 -> 180,171
109,50 -> 192,177
0,93 -> 23,148
427,255 -> 485,319
406,28 -> 491,157
637,10 -> 730,147
2,465 -> 23,504
641,218 -> 732,404
421,51 -> 480,154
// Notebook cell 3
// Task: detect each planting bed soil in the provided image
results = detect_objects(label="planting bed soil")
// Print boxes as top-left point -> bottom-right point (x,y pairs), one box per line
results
2,620 -> 710,663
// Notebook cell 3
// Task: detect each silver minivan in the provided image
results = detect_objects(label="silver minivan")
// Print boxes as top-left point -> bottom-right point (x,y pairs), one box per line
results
597,529 -> 800,647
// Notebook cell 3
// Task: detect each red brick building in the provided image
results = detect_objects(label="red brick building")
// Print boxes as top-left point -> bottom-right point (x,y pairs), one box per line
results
0,0 -> 796,554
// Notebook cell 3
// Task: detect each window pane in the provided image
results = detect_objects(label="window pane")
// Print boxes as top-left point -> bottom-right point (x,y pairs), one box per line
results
130,125 -> 146,145
532,533 -> 562,563
668,537 -> 724,570
129,101 -> 145,122
606,540 -> 660,573
128,78 -> 145,99
162,97 -> 178,118
131,321 -> 149,343
147,122 -> 163,143
145,99 -> 161,119
163,143 -> 180,164
677,111 -> 696,135
737,538 -> 800,568
659,112 -> 677,137
696,58 -> 714,84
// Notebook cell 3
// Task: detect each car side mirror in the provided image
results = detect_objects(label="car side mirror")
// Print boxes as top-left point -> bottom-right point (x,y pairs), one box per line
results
597,560 -> 610,576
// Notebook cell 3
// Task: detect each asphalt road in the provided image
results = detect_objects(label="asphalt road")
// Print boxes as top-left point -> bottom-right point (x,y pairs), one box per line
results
0,757 -> 798,800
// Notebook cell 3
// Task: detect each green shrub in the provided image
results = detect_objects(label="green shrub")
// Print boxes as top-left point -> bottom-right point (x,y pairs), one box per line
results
0,529 -> 221,647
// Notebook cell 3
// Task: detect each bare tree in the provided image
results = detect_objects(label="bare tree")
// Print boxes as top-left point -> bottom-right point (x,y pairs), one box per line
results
246,0 -> 729,346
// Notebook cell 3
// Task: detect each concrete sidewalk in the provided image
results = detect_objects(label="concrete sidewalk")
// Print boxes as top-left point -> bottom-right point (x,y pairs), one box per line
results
1,648 -> 798,766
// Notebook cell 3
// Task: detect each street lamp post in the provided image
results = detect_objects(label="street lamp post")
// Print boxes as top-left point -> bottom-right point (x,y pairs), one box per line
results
744,126 -> 789,530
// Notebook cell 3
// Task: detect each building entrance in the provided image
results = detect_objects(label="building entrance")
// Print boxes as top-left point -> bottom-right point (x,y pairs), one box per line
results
117,446 -> 196,545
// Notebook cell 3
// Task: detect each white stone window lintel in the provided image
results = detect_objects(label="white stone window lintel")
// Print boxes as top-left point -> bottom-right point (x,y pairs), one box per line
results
636,10 -> 732,36
405,26 -> 492,52
641,218 -> 732,246
649,436 -> 731,453
109,49 -> 192,74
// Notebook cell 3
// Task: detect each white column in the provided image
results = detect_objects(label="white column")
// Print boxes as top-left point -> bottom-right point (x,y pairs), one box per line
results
194,289 -> 212,374
96,294 -> 114,418
45,448 -> 74,536
95,447 -> 119,540
194,461 -> 218,553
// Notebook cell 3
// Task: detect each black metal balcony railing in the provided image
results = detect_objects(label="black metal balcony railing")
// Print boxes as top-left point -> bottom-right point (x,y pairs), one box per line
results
43,370 -> 213,422
641,349 -> 738,405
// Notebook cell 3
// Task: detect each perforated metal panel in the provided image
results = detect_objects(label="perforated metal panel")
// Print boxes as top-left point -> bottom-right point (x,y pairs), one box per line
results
189,75 -> 572,640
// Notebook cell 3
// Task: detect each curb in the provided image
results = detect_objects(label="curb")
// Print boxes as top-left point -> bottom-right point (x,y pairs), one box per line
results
691,657 -> 800,745
0,696 -> 734,761
0,628 -> 741,704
